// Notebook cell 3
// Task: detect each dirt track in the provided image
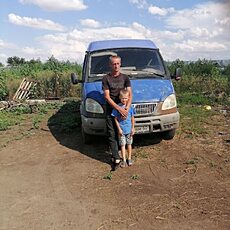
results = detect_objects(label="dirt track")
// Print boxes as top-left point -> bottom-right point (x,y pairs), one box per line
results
0,110 -> 229,230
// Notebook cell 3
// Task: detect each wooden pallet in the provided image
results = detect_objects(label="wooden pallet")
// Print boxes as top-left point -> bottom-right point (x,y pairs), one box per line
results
13,78 -> 36,100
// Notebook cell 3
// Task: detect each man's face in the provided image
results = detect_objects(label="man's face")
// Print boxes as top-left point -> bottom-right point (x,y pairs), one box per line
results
110,57 -> 121,72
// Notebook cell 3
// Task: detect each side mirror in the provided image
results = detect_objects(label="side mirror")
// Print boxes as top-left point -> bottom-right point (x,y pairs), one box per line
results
71,72 -> 82,84
172,68 -> 182,81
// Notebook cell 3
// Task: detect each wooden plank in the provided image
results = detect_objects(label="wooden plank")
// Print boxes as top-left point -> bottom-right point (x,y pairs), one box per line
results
13,78 -> 36,100
13,78 -> 26,100
19,81 -> 30,99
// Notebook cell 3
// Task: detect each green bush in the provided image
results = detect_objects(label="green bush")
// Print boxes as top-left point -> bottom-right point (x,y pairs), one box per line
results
174,74 -> 229,105
0,75 -> 8,100
0,56 -> 82,100
168,59 -> 230,106
1,56 -> 229,105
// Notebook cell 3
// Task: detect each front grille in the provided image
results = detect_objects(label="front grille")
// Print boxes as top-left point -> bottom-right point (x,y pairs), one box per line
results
133,103 -> 157,115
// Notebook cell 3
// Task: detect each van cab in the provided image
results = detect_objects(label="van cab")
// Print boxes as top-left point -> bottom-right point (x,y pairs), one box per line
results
71,39 -> 181,143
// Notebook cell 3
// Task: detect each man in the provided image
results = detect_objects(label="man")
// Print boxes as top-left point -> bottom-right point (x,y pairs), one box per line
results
102,55 -> 132,170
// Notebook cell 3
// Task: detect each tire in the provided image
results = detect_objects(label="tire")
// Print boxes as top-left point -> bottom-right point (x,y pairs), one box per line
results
162,129 -> 176,140
81,127 -> 91,144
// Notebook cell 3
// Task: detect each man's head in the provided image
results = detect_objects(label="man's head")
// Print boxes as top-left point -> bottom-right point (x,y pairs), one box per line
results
119,89 -> 129,105
109,55 -> 121,76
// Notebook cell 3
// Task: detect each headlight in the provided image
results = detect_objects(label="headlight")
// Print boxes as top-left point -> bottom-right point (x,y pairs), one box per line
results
162,94 -> 177,110
85,98 -> 104,114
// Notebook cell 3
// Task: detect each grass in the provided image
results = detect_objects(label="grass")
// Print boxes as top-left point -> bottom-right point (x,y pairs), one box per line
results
0,87 -> 226,143
0,100 -> 220,137
185,157 -> 199,165
0,102 -> 62,131
177,92 -> 212,106
0,101 -> 80,148
179,106 -> 214,135
177,93 -> 218,136
47,100 -> 81,132
0,110 -> 25,131
103,172 -> 113,180
131,174 -> 140,180
0,100 -> 80,134
133,148 -> 150,159
32,114 -> 45,129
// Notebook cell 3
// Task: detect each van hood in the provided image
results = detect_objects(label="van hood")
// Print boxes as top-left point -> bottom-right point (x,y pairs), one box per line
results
131,79 -> 174,103
83,79 -> 174,104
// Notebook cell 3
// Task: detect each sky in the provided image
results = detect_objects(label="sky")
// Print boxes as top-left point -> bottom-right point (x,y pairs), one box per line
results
0,0 -> 230,65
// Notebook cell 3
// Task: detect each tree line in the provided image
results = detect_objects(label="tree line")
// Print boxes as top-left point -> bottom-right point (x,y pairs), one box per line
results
168,59 -> 230,78
0,56 -> 229,102
1,56 -> 230,77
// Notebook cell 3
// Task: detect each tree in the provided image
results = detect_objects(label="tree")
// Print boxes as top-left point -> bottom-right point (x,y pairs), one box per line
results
7,56 -> 26,66
27,58 -> 42,65
167,59 -> 185,75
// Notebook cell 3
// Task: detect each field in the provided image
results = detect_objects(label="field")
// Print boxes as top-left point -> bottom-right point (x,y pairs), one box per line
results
0,101 -> 229,229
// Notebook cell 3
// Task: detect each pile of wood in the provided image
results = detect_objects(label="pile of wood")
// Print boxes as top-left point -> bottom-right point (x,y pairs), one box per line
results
0,99 -> 46,111
0,78 -> 43,111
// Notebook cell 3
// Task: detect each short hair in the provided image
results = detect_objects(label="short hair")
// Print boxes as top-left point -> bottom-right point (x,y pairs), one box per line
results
119,88 -> 129,97
109,55 -> 121,63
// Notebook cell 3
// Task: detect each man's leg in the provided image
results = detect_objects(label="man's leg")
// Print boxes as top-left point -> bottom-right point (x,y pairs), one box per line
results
106,115 -> 120,161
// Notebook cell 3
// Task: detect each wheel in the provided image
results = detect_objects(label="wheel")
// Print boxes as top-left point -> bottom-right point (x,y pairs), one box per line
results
162,129 -> 176,140
81,127 -> 91,144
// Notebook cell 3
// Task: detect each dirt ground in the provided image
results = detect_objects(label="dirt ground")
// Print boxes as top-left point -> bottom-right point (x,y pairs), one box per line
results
0,108 -> 229,230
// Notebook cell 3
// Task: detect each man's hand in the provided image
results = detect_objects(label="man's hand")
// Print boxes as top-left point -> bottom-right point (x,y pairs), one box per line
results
118,107 -> 129,119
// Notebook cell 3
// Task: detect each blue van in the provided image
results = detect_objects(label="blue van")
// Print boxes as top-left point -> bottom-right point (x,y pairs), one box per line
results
71,39 -> 181,143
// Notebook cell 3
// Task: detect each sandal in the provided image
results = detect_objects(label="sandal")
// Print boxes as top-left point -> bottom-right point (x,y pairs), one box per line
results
127,159 -> 133,166
120,161 -> 127,168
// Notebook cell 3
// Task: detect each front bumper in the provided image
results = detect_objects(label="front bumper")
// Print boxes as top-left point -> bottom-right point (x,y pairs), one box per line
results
134,111 -> 180,134
81,111 -> 179,135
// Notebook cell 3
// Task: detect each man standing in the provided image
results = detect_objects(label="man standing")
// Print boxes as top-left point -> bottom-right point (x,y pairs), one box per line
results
102,55 -> 132,170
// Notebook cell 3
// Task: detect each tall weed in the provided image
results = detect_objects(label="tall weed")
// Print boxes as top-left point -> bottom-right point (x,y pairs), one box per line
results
174,75 -> 229,105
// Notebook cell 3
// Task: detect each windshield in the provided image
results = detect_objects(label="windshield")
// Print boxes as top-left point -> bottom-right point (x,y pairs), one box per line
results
87,48 -> 166,82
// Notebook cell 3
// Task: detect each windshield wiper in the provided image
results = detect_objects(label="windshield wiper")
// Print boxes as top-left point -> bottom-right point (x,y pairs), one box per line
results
88,73 -> 108,82
129,70 -> 166,78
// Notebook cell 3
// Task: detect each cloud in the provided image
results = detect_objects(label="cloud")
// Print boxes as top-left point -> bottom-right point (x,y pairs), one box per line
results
0,39 -> 5,48
174,40 -> 226,52
2,1 -> 230,64
35,25 -> 148,63
19,0 -> 87,11
22,47 -> 43,55
166,1 -> 230,30
0,39 -> 17,64
129,0 -> 174,16
128,0 -> 148,9
148,5 -> 168,16
80,19 -> 101,28
0,39 -> 17,49
8,13 -> 65,31
215,17 -> 230,27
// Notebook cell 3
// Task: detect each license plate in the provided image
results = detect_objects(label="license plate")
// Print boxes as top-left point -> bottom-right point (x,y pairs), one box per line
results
135,126 -> 149,134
